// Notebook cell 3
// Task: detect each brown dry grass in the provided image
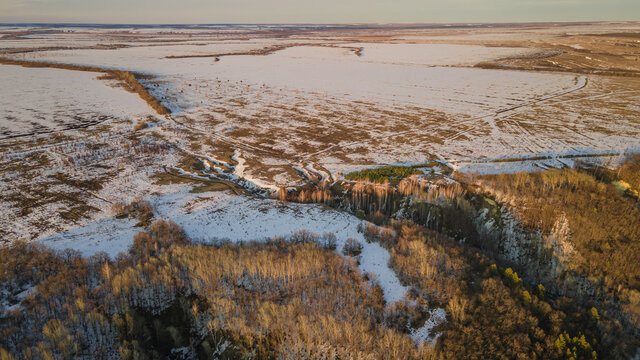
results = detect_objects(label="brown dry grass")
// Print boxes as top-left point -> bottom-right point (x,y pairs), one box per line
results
133,121 -> 148,131
156,167 -> 245,195
474,33 -> 640,77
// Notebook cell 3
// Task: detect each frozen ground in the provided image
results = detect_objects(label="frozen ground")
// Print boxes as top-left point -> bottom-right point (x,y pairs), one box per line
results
199,45 -> 577,115
0,65 -> 152,138
343,43 -> 538,66
5,27 -> 640,190
10,42 -> 574,116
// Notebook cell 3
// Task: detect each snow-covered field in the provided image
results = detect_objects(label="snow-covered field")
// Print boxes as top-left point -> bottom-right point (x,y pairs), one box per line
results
2,25 -> 640,231
10,42 -> 571,116
344,43 -> 538,66
198,46 -> 577,115
0,65 -> 151,138
5,27 -> 639,186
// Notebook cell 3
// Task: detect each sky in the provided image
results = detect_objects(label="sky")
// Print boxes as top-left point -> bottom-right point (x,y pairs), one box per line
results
0,0 -> 639,24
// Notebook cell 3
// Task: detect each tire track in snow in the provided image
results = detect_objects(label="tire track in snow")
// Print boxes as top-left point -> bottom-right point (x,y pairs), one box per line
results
303,75 -> 590,163
441,75 -> 589,143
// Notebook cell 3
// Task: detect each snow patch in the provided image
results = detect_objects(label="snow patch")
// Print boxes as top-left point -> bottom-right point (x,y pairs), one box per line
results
411,308 -> 447,345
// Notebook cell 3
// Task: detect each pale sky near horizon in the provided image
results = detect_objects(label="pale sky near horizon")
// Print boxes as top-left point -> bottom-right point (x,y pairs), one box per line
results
0,0 -> 638,24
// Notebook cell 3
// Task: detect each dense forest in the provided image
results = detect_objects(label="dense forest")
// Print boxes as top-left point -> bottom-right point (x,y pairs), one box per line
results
344,165 -> 425,183
0,219 -> 632,359
471,155 -> 640,325
1,221 -> 428,359
0,221 -> 597,359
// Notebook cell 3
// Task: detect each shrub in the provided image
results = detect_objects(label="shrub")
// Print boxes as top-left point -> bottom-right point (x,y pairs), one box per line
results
0,348 -> 14,360
112,198 -> 154,227
383,301 -> 425,332
345,165 -> 423,183
320,232 -> 337,250
343,237 -> 363,257
504,267 -> 523,288
289,229 -> 319,244
555,332 -> 596,360
133,121 -> 148,131
489,264 -> 498,274
446,296 -> 469,322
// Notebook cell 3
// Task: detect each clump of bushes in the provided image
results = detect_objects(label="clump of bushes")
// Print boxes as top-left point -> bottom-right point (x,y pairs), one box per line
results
289,230 -> 337,250
383,301 -> 426,333
555,332 -> 597,360
112,197 -> 154,227
133,121 -> 148,131
618,153 -> 640,197
345,165 -> 423,183
343,237 -> 363,256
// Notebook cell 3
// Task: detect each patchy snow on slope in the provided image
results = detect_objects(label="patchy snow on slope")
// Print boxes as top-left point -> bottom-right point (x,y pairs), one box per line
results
1,286 -> 36,314
358,241 -> 409,303
39,217 -> 140,258
40,188 -> 409,303
231,150 -> 281,191
411,308 -> 447,345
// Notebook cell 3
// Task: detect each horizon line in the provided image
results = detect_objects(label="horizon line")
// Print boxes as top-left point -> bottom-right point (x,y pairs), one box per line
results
1,20 -> 638,27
